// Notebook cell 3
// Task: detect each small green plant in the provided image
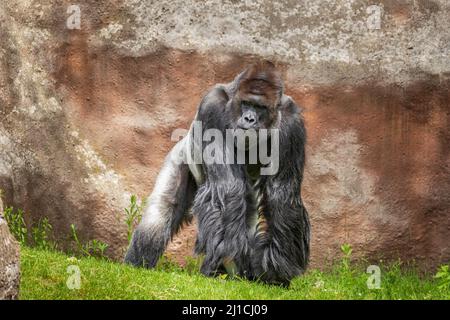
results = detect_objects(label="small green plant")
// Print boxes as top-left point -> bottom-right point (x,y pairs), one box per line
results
340,243 -> 353,271
155,254 -> 183,272
341,243 -> 353,257
434,265 -> 450,290
31,217 -> 57,251
70,223 -> 109,259
3,205 -> 57,250
184,255 -> 202,275
70,224 -> 85,255
3,207 -> 28,245
125,195 -> 146,243
84,239 -> 109,259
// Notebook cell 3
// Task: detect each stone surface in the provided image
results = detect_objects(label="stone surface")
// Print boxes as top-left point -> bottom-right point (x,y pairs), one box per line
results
0,0 -> 449,269
0,198 -> 20,299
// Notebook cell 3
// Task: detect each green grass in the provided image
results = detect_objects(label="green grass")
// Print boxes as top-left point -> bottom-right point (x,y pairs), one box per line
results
20,246 -> 449,300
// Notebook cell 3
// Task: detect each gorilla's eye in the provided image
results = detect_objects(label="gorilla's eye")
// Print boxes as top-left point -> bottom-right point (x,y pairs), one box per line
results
255,104 -> 268,111
241,100 -> 254,108
242,101 -> 266,110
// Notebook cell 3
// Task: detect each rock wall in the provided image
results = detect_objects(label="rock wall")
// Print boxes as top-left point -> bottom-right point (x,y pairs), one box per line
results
0,0 -> 449,269
0,198 -> 20,299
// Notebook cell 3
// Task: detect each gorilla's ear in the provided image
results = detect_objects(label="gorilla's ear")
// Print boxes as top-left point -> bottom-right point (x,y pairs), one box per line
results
239,60 -> 283,105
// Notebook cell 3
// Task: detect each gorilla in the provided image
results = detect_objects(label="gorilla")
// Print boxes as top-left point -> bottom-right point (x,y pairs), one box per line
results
125,60 -> 310,286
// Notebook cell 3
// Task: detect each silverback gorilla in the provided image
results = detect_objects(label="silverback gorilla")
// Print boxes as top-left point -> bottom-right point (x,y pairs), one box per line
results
125,61 -> 310,286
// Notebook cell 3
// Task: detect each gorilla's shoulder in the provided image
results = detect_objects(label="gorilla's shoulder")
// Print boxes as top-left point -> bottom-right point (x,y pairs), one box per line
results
280,94 -> 303,116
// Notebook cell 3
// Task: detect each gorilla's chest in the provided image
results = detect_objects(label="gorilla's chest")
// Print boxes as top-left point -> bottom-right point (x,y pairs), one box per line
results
245,163 -> 265,238
245,163 -> 261,183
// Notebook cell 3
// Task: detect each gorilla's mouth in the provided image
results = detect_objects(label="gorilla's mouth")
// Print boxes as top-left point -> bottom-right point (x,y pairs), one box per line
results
235,124 -> 261,131
236,124 -> 260,131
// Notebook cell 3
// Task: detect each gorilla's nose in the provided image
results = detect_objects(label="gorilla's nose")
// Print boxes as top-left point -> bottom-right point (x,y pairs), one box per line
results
238,110 -> 258,129
243,110 -> 257,125
244,114 -> 256,124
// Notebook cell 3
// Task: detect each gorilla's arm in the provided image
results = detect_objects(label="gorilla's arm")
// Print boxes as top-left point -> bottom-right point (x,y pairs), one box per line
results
193,162 -> 254,276
124,135 -> 197,267
252,97 -> 310,285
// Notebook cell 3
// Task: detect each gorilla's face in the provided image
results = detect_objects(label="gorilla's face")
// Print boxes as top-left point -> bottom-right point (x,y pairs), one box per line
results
231,93 -> 279,132
237,100 -> 270,130
231,74 -> 281,132
230,95 -> 277,152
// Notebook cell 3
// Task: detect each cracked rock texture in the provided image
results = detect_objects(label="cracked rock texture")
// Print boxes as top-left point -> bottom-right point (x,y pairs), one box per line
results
0,0 -> 449,269
0,198 -> 20,300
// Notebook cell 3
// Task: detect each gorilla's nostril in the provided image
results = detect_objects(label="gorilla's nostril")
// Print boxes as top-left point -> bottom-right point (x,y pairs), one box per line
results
245,116 -> 255,123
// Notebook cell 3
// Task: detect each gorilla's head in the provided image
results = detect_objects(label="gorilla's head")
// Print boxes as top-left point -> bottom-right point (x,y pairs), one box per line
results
231,61 -> 283,131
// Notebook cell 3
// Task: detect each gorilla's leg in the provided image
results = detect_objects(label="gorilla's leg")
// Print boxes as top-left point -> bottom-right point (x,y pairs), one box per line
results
192,182 -> 225,276
124,136 -> 196,268
220,178 -> 254,277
